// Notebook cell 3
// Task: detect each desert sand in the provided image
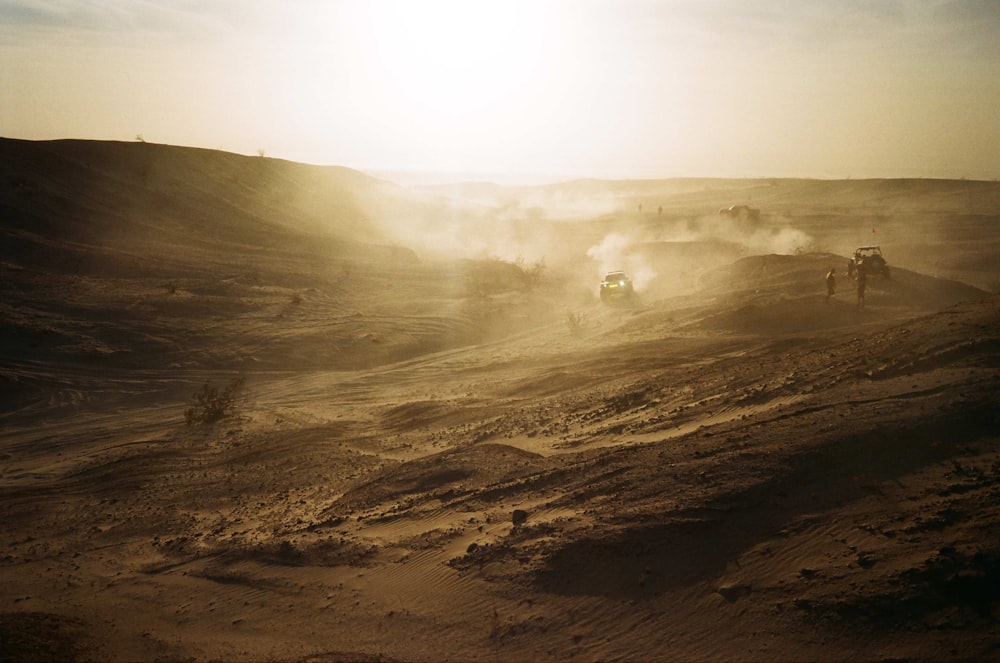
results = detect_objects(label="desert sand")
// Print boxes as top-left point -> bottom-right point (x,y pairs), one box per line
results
1,138 -> 999,662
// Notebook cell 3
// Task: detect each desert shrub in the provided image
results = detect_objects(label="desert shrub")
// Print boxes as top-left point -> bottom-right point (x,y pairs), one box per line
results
184,377 -> 246,427
566,311 -> 584,336
466,257 -> 515,297
516,256 -> 546,290
467,256 -> 546,297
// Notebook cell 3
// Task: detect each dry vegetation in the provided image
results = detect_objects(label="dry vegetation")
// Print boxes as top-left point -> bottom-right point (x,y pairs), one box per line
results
184,377 -> 247,427
1,138 -> 999,662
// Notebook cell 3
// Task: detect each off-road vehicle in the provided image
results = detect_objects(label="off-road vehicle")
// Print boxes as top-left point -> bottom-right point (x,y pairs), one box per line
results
848,246 -> 890,279
600,271 -> 634,301
718,204 -> 761,221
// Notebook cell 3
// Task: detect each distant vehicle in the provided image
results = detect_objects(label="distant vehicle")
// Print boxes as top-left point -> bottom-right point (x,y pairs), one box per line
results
848,246 -> 890,279
718,204 -> 761,221
600,271 -> 634,302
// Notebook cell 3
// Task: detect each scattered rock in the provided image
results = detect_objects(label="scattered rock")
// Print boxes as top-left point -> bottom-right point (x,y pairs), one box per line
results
857,552 -> 876,569
512,509 -> 529,526
717,583 -> 753,602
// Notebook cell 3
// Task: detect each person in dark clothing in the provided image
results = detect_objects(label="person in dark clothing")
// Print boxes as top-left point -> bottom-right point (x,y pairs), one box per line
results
857,269 -> 867,308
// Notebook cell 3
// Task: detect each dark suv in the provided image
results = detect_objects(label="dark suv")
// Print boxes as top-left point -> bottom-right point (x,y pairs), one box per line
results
600,271 -> 634,301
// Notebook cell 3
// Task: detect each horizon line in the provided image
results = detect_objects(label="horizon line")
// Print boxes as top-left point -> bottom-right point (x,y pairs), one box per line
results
4,135 -> 998,185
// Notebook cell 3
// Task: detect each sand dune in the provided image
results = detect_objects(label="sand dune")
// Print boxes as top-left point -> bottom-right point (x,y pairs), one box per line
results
2,139 -> 999,661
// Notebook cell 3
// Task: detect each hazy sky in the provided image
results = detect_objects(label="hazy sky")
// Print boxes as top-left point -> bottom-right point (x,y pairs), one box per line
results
2,0 -> 999,181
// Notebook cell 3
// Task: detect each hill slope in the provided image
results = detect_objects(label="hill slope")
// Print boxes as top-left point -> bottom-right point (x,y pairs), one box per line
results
0,139 -> 563,415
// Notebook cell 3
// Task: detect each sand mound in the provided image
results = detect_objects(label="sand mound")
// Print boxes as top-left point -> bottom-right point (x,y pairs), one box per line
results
686,252 -> 987,335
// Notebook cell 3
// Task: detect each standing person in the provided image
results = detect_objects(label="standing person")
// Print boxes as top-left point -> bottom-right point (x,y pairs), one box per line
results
825,267 -> 836,303
856,269 -> 867,308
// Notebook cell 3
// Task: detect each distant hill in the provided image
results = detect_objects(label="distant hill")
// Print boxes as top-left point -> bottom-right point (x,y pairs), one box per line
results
0,138 -> 436,277
421,175 -> 1000,217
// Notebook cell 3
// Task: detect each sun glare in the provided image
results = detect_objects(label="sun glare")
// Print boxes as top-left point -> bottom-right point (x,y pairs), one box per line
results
343,0 -> 567,162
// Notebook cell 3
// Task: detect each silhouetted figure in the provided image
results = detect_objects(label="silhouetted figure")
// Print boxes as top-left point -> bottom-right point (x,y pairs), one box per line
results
856,269 -> 867,308
826,267 -> 836,303
658,205 -> 663,216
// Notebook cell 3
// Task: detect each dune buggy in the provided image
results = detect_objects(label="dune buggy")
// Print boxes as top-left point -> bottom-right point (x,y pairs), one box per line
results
718,204 -> 760,221
848,246 -> 890,279
600,271 -> 635,302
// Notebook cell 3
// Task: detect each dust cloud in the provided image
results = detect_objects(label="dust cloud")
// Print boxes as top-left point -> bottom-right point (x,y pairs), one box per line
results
377,181 -> 815,303
584,213 -> 814,300
493,189 -> 620,223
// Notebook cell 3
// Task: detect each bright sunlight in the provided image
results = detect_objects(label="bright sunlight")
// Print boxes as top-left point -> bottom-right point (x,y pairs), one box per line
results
339,0 -> 572,166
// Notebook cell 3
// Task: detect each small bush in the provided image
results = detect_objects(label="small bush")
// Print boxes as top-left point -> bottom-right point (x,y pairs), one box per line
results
185,377 -> 246,427
466,256 -> 546,297
515,256 -> 546,290
566,311 -> 584,336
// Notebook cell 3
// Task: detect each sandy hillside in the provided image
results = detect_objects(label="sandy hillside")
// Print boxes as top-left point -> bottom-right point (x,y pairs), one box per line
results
1,138 -> 999,662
